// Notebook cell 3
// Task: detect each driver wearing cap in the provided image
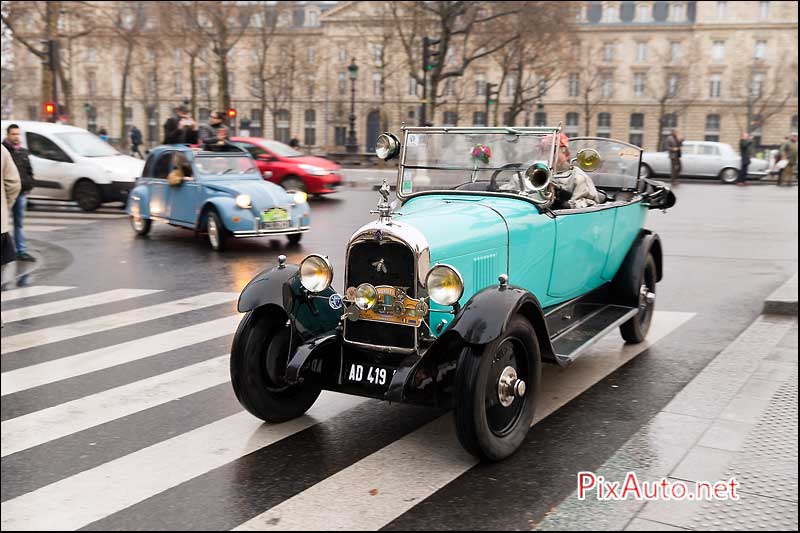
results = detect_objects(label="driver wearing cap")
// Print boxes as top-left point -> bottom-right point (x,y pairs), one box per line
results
543,133 -> 602,209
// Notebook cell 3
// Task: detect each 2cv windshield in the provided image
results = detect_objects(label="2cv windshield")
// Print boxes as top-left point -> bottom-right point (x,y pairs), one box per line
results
398,129 -> 557,196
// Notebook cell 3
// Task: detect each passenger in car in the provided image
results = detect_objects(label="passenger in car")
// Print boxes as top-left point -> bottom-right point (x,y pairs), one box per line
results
544,133 -> 603,209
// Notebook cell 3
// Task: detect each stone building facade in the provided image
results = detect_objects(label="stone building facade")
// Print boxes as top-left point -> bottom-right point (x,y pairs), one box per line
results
5,1 -> 798,152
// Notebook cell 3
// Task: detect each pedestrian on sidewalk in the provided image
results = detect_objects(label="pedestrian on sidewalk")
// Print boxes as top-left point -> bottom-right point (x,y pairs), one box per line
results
2,124 -> 36,262
98,128 -> 109,142
664,128 -> 683,186
737,132 -> 753,186
1,144 -> 22,309
129,125 -> 144,159
778,133 -> 797,187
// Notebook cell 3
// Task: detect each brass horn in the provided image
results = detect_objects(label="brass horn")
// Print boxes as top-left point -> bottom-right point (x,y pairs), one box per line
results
524,162 -> 555,208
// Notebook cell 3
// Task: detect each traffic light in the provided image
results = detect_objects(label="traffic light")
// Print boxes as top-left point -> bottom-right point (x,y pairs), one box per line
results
422,36 -> 441,72
227,108 -> 237,119
44,102 -> 56,116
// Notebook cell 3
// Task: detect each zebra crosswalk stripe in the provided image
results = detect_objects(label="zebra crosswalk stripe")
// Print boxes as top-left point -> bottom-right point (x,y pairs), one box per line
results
0,292 -> 237,355
0,286 -> 74,302
1,288 -> 161,324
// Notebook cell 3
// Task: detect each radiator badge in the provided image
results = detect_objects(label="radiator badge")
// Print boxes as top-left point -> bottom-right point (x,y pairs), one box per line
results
372,258 -> 388,274
329,293 -> 343,310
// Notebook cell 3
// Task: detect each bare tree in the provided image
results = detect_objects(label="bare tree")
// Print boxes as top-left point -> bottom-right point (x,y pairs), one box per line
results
262,39 -> 303,140
574,40 -> 616,136
249,1 -> 290,138
390,1 -> 519,124
733,58 -> 798,144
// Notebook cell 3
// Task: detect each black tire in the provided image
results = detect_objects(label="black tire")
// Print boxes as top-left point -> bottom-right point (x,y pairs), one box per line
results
287,233 -> 302,245
619,254 -> 657,343
454,316 -> 541,461
205,209 -> 229,251
281,176 -> 306,193
230,309 -> 322,423
719,167 -> 738,184
130,215 -> 152,236
74,179 -> 102,211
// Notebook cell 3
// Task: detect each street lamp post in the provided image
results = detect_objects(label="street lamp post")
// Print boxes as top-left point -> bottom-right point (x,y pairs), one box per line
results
346,58 -> 359,154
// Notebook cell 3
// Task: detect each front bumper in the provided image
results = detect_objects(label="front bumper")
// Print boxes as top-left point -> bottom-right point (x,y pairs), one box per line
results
233,225 -> 310,238
100,181 -> 135,202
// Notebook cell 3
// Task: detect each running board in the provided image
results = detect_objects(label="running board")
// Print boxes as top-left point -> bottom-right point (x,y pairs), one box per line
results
550,304 -> 638,366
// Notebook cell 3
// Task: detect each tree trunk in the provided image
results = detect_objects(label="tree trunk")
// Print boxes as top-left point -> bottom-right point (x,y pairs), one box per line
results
189,54 -> 197,117
119,42 -> 134,149
41,3 -> 58,120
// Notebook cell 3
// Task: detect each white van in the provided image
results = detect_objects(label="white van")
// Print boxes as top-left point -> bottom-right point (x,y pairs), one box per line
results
1,120 -> 145,211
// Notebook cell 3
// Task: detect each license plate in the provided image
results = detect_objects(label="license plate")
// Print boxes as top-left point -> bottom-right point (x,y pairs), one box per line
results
261,208 -> 289,223
345,363 -> 396,389
260,219 -> 291,230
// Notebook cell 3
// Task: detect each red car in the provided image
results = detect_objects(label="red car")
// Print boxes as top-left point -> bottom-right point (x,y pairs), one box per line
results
230,137 -> 343,195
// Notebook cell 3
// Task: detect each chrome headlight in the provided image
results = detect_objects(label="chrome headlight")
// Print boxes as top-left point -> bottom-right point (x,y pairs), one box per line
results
235,194 -> 251,209
375,133 -> 400,160
299,254 -> 333,293
355,283 -> 378,310
425,264 -> 464,307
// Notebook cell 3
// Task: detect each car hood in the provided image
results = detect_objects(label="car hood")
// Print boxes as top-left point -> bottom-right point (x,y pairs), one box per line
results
202,178 -> 293,207
91,155 -> 146,180
393,195 -> 509,263
286,155 -> 341,170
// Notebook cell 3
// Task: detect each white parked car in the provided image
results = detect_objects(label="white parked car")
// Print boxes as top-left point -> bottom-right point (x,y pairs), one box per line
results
0,120 -> 145,210
640,141 -> 769,184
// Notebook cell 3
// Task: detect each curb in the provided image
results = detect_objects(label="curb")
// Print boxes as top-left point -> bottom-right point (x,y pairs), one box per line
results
763,272 -> 798,316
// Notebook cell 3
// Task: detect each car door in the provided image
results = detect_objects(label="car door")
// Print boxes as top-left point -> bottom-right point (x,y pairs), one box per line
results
233,141 -> 279,184
25,131 -> 77,199
147,151 -> 173,219
694,143 -> 722,177
678,142 -> 700,176
166,152 -> 201,225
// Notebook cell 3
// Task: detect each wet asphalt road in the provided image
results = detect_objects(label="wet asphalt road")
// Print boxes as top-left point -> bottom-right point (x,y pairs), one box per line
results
0,182 -> 797,530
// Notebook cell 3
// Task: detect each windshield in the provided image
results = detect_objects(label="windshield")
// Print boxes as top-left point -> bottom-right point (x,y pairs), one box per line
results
399,129 -> 557,196
260,140 -> 303,158
55,132 -> 120,157
195,155 -> 259,176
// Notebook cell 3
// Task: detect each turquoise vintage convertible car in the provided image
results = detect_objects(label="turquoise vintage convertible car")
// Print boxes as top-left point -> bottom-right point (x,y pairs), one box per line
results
230,126 -> 675,461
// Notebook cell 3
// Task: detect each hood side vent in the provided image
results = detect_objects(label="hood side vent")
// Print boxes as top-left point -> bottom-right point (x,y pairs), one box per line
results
473,253 -> 498,291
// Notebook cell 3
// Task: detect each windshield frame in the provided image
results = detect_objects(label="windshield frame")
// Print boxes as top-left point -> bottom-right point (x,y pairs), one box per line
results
396,126 -> 561,200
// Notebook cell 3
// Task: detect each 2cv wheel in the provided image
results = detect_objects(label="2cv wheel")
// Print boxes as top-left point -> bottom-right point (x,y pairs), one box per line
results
206,210 -> 229,252
454,316 -> 541,461
230,309 -> 322,423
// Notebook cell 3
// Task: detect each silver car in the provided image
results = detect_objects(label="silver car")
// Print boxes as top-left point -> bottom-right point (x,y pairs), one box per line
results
640,141 -> 769,184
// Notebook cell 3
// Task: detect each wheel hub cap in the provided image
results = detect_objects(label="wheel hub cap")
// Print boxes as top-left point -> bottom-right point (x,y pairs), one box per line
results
639,284 -> 655,307
498,366 -> 525,407
208,218 -> 218,246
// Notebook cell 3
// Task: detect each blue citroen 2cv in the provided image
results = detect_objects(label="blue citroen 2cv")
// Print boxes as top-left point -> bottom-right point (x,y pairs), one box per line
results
230,126 -> 676,461
126,145 -> 310,251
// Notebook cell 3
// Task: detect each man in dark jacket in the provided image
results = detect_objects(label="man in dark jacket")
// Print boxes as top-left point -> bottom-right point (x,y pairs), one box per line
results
163,105 -> 199,145
2,124 -> 36,261
129,125 -> 144,158
737,132 -> 753,186
664,128 -> 682,186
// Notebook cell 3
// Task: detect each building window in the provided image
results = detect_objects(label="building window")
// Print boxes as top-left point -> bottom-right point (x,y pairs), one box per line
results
637,4 -> 649,22
597,112 -> 611,138
307,47 -> 316,64
371,43 -> 383,63
568,73 -> 579,97
636,42 -> 648,62
338,73 -> 347,96
601,75 -> 614,98
334,126 -> 347,146
667,74 -> 680,97
407,75 -> 418,96
307,8 -> 319,27
372,73 -> 383,97
711,41 -> 725,63
629,113 -> 644,147
475,73 -> 486,96
670,42 -> 681,63
671,3 -> 685,22
276,109 -> 290,144
704,114 -> 720,142
444,78 -> 456,97
660,113 -> 678,148
754,40 -> 766,60
503,111 -> 512,126
565,112 -> 579,137
709,74 -> 722,98
86,105 -> 97,133
339,48 -> 346,63
199,73 -> 209,96
634,73 -> 646,97
603,4 -> 618,22
442,111 -> 458,126
534,111 -> 547,127
304,109 -> 316,146
751,73 -> 764,98
87,47 -> 96,63
506,76 -> 515,98
146,105 -> 157,142
249,108 -> 262,137
717,1 -> 727,19
87,71 -> 97,96
473,111 -> 487,126
602,42 -> 615,62
759,1 -> 770,20
174,73 -> 182,95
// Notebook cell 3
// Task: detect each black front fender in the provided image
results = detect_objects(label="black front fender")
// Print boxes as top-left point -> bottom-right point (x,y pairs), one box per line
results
238,263 -> 342,341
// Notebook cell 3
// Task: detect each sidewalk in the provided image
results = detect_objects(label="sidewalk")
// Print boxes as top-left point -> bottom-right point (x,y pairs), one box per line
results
536,274 -> 799,531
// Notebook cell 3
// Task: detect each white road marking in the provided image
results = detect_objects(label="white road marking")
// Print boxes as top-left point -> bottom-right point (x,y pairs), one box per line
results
0,292 -> 237,355
1,393 -> 367,530
25,218 -> 95,225
1,289 -> 161,324
1,286 -> 74,302
234,311 -> 696,531
2,315 -> 241,396
26,212 -> 126,220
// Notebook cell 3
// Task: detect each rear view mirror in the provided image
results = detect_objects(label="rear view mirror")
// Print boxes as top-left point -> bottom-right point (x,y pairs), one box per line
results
257,153 -> 273,161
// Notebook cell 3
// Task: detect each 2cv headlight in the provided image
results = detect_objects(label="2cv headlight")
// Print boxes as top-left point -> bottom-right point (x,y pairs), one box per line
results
425,264 -> 464,307
299,254 -> 333,293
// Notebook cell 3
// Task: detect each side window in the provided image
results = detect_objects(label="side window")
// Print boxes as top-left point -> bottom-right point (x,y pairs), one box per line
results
682,143 -> 697,155
26,132 -> 72,163
698,145 -> 716,156
236,142 -> 268,160
152,152 -> 174,180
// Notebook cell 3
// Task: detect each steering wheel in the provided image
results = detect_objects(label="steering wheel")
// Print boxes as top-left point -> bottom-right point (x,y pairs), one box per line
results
488,162 -> 524,192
